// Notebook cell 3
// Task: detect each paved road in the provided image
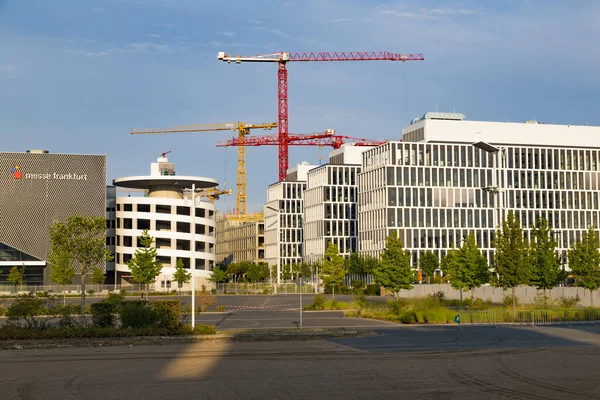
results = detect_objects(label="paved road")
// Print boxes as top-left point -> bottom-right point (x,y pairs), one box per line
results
194,310 -> 396,330
2,325 -> 599,399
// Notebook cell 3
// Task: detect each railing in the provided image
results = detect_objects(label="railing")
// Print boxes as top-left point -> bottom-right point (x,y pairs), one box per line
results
459,309 -> 600,327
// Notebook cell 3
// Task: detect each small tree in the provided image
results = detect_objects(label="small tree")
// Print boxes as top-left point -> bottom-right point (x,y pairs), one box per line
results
373,231 -> 413,296
446,233 -> 489,301
172,258 -> 192,293
8,266 -> 24,292
530,218 -> 563,294
419,251 -> 439,284
247,262 -> 270,282
127,229 -> 163,299
49,249 -> 75,305
48,215 -> 112,315
320,243 -> 347,299
90,266 -> 106,285
493,211 -> 531,316
209,265 -> 229,284
568,226 -> 600,307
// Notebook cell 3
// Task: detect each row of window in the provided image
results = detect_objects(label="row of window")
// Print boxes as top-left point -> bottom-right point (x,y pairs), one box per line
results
115,235 -> 213,251
324,186 -> 357,202
115,253 -> 212,270
115,218 -> 214,235
117,203 -> 215,218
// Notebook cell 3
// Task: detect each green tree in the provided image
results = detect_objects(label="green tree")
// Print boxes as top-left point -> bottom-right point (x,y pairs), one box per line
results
419,251 -> 439,284
347,252 -> 364,275
48,249 -> 76,305
90,266 -> 106,284
373,231 -> 413,295
530,218 -> 563,293
320,243 -> 347,299
445,233 -> 489,301
127,229 -> 163,298
209,264 -> 229,284
440,248 -> 459,283
172,258 -> 192,292
8,265 -> 24,291
493,211 -> 531,316
48,215 -> 112,314
568,226 -> 600,307
247,262 -> 269,282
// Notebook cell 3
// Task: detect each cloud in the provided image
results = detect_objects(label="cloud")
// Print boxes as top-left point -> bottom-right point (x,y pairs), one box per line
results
331,18 -> 353,23
148,33 -> 162,38
64,48 -> 109,57
0,63 -> 16,74
217,31 -> 236,37
377,5 -> 478,19
93,7 -> 104,13
248,19 -> 262,25
422,8 -> 477,15
122,42 -> 172,54
255,26 -> 293,40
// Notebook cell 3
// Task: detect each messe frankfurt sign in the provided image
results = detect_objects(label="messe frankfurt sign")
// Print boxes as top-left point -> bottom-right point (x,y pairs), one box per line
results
10,164 -> 88,181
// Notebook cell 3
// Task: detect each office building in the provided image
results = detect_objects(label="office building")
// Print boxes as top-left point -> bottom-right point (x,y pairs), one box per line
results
359,112 -> 600,267
264,162 -> 316,283
111,154 -> 218,289
215,214 -> 265,266
303,144 -> 375,263
0,150 -> 106,285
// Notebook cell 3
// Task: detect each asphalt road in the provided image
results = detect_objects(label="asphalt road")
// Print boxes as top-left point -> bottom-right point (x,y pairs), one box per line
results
2,325 -> 599,399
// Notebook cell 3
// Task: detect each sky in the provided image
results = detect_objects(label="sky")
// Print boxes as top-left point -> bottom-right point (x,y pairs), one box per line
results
1,0 -> 599,213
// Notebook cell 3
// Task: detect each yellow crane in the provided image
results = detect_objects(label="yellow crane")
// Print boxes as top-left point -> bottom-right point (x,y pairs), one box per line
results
131,121 -> 277,215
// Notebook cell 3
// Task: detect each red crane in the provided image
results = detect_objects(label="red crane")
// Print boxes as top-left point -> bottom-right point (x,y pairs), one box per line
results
217,129 -> 386,152
218,51 -> 424,180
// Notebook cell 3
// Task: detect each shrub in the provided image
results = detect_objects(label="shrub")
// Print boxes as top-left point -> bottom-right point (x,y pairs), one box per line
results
216,305 -> 226,312
531,293 -> 554,310
422,309 -> 450,324
211,288 -> 217,295
468,298 -> 492,311
87,290 -> 95,296
193,324 -> 217,335
6,293 -> 50,329
151,300 -> 181,331
398,311 -> 417,324
120,301 -> 156,329
262,288 -> 270,295
196,288 -> 216,312
0,307 -> 6,316
557,294 -> 581,308
365,284 -> 380,296
429,291 -> 446,303
387,298 -> 411,315
312,294 -> 326,310
503,294 -> 519,309
91,302 -> 116,328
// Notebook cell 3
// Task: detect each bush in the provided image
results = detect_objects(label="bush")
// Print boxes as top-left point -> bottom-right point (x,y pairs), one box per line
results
196,288 -> 216,312
429,291 -> 446,302
557,294 -> 581,308
193,324 -> 217,335
312,294 -> 326,310
0,325 -> 191,340
151,300 -> 181,330
91,302 -> 116,328
531,293 -> 554,310
87,290 -> 95,296
120,301 -> 156,329
216,305 -> 226,312
0,307 -> 6,316
387,298 -> 411,315
503,294 -> 519,308
365,284 -> 380,296
6,293 -> 51,329
211,288 -> 217,295
398,311 -> 417,324
468,298 -> 492,311
262,288 -> 270,295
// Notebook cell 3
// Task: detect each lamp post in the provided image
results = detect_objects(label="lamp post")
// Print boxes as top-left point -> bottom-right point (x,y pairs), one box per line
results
299,272 -> 303,329
472,141 -> 507,229
183,184 -> 197,328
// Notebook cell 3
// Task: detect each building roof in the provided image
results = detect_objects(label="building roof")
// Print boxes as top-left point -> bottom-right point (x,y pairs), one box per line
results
113,175 -> 218,190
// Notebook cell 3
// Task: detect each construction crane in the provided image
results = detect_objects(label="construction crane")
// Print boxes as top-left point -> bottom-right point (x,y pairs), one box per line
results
130,121 -> 276,215
116,186 -> 232,204
218,51 -> 424,181
217,129 -> 386,154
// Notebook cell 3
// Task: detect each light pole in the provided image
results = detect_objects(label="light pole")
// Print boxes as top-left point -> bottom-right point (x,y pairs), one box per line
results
472,141 -> 507,229
299,272 -> 303,329
183,184 -> 197,328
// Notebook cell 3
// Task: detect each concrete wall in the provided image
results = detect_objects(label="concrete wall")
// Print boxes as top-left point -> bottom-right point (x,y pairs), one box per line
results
395,284 -> 600,307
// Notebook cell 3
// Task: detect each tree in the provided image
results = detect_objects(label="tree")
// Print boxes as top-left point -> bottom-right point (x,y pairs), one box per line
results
172,258 -> 192,292
48,249 -> 76,305
127,229 -> 163,299
48,215 -> 111,314
320,243 -> 347,299
373,231 -> 413,295
493,211 -> 531,316
8,265 -> 24,292
90,266 -> 106,284
247,262 -> 269,282
445,233 -> 489,301
209,265 -> 229,284
530,218 -> 563,293
568,226 -> 600,307
419,251 -> 439,284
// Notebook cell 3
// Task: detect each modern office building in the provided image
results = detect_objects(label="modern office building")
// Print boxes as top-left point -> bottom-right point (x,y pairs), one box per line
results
303,144 -> 375,263
0,150 -> 106,285
215,213 -> 265,266
264,162 -> 316,283
358,112 -> 600,268
111,154 -> 218,289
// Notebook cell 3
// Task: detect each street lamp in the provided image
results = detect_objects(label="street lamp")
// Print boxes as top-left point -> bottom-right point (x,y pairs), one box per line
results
183,184 -> 197,328
472,141 -> 507,229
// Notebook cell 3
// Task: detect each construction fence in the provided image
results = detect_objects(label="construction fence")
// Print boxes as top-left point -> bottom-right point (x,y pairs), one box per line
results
458,309 -> 600,327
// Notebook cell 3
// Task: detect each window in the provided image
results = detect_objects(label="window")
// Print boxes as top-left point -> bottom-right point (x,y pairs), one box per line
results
137,204 -> 150,212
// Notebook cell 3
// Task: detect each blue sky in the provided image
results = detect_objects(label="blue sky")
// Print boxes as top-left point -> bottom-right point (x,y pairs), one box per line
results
1,0 -> 599,213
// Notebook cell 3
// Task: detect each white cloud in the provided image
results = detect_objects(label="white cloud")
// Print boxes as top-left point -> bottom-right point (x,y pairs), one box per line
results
0,63 -> 16,74
93,7 -> 104,13
422,8 -> 477,15
255,26 -> 293,40
123,42 -> 172,54
148,33 -> 162,38
248,19 -> 262,25
331,18 -> 353,23
64,48 -> 109,57
217,31 -> 236,37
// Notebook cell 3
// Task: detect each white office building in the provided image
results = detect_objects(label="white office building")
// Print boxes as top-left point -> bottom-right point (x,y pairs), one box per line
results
111,155 -> 218,289
264,162 -> 316,283
359,112 -> 600,268
303,144 -> 375,263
